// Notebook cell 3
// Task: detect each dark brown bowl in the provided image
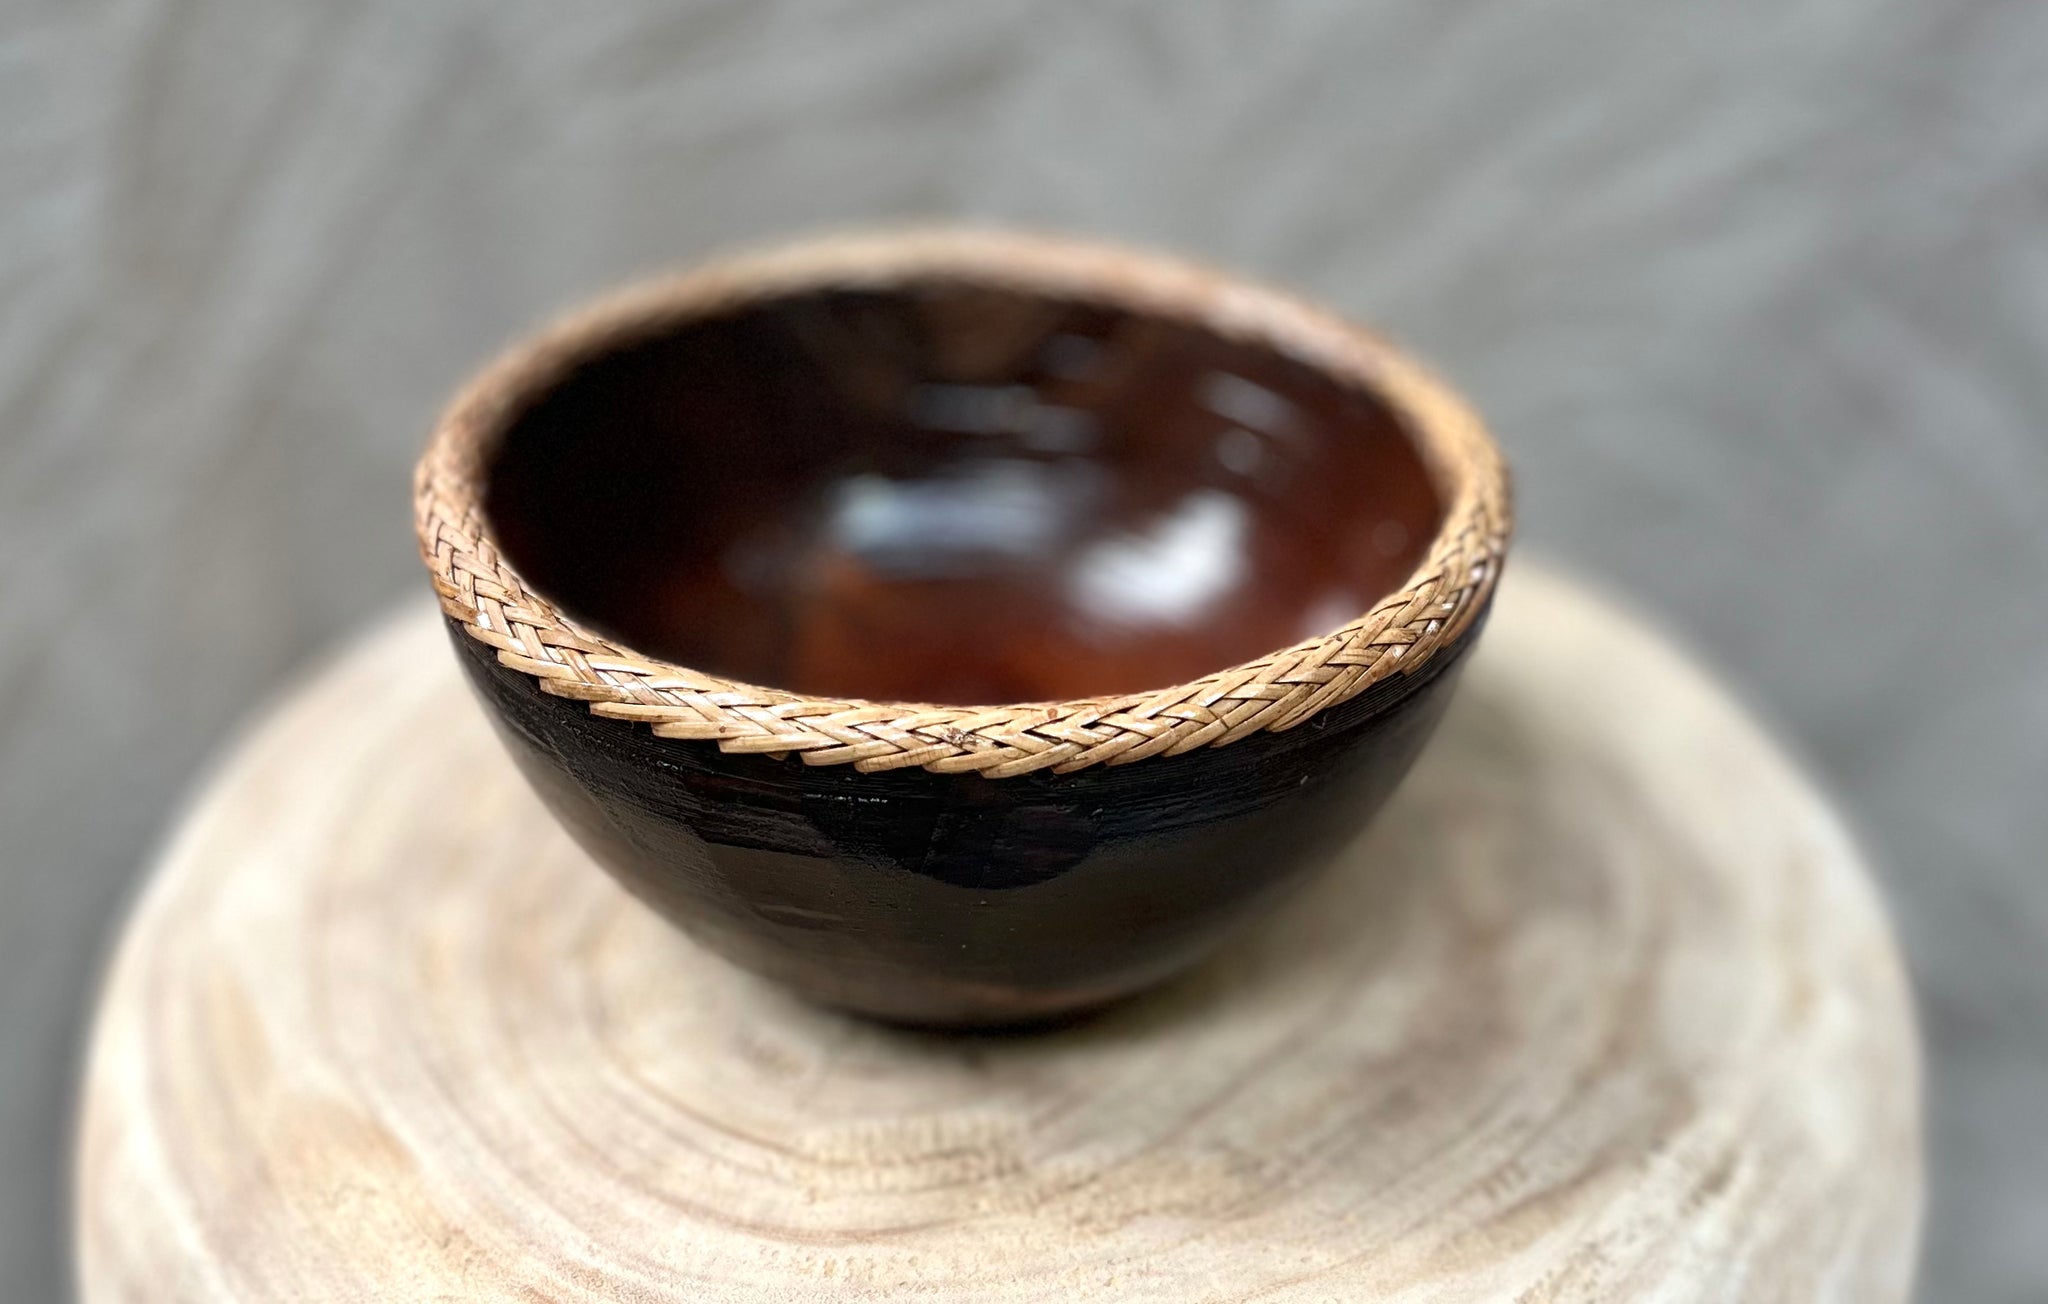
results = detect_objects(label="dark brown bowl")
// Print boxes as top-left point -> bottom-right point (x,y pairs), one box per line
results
415,230 -> 1510,1026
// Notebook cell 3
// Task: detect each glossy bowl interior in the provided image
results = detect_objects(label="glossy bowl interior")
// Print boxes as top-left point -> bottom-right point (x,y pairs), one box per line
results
484,280 -> 1444,706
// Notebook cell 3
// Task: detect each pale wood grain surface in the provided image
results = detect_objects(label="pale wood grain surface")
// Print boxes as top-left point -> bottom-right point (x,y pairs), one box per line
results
74,569 -> 1921,1302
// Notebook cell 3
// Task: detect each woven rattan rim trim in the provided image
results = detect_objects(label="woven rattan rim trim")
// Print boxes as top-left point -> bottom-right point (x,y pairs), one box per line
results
414,229 -> 1512,778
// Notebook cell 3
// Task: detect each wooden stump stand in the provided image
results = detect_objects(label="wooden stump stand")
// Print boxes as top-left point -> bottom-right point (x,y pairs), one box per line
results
75,569 -> 1921,1301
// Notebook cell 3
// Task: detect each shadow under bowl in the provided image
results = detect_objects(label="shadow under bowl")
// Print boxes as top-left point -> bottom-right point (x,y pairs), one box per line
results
416,230 -> 1510,1026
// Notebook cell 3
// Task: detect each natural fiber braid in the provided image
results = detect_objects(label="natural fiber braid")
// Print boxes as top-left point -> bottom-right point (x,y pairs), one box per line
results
414,231 -> 1511,778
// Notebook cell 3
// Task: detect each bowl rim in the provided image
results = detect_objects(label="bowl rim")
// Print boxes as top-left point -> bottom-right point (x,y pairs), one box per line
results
414,227 -> 1511,778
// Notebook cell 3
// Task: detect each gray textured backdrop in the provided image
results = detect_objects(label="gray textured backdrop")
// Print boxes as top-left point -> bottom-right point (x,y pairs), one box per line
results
6,3 -> 2046,1300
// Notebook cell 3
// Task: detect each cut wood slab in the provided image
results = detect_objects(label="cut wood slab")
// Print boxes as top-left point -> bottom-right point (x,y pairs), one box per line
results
73,567 -> 1921,1302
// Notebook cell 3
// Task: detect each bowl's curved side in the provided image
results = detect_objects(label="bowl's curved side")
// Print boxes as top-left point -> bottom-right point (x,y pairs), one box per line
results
448,604 -> 1489,1026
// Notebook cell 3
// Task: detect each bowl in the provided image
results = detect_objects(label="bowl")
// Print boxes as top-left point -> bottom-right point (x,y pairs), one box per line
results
415,230 -> 1511,1026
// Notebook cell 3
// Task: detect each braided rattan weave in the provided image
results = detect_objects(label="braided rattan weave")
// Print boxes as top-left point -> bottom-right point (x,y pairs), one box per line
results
414,231 -> 1511,777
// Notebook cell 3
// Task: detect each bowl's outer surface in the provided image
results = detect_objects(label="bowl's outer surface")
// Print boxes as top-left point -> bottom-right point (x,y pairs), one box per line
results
450,604 -> 1486,1026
